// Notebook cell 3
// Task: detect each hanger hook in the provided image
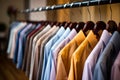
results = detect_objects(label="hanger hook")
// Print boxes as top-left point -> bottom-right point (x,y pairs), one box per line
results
70,3 -> 74,8
110,0 -> 112,20
87,1 -> 91,21
98,0 -> 101,21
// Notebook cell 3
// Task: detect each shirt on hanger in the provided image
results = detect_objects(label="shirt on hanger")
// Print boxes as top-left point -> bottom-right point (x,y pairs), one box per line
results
36,26 -> 59,80
93,31 -> 120,80
22,24 -> 43,72
44,27 -> 71,80
56,30 -> 86,80
25,25 -> 45,76
50,29 -> 77,80
16,24 -> 33,68
9,22 -> 27,58
31,26 -> 58,80
82,30 -> 112,80
111,51 -> 120,80
41,27 -> 65,80
68,30 -> 98,80
13,24 -> 30,64
29,25 -> 51,80
7,22 -> 21,54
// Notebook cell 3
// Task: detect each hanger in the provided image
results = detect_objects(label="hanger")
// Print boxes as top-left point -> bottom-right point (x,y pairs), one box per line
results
75,22 -> 85,32
106,0 -> 117,34
69,22 -> 78,30
117,23 -> 120,32
83,1 -> 95,34
64,22 -> 71,29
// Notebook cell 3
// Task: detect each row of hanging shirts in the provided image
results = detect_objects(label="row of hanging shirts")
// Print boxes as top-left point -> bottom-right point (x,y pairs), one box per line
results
7,20 -> 120,80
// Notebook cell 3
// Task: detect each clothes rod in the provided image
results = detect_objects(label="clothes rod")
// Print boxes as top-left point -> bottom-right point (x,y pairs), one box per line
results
20,0 -> 120,13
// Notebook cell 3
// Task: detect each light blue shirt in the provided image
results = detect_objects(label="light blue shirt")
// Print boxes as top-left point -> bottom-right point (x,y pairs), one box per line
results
41,27 -> 65,80
44,27 -> 71,80
7,23 -> 23,54
17,24 -> 33,68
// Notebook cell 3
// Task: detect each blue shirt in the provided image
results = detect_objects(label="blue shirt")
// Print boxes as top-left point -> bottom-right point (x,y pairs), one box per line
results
7,22 -> 21,54
13,24 -> 28,64
44,27 -> 71,80
17,24 -> 33,68
93,31 -> 120,80
41,27 -> 65,80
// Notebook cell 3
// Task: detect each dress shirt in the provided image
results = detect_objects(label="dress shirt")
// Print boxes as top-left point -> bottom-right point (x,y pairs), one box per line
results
13,24 -> 28,64
29,25 -> 51,80
82,30 -> 112,80
68,30 -> 98,80
22,24 -> 43,71
44,27 -> 71,80
30,26 -> 58,80
7,22 -> 20,54
56,30 -> 86,80
41,27 -> 65,80
36,26 -> 59,80
93,31 -> 120,80
16,24 -> 33,68
50,29 -> 77,80
10,23 -> 28,57
25,26 -> 44,77
111,51 -> 120,80
7,22 -> 19,48
9,22 -> 27,58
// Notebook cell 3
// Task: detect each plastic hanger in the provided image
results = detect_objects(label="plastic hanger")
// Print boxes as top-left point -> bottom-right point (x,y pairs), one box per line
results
106,0 -> 117,34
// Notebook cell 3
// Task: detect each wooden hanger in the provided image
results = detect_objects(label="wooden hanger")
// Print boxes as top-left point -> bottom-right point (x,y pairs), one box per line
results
106,20 -> 117,34
75,22 -> 85,32
93,21 -> 106,38
117,23 -> 120,32
69,22 -> 78,30
83,21 -> 95,35
64,22 -> 71,29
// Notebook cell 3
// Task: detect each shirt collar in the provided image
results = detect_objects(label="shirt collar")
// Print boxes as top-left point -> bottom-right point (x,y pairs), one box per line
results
74,30 -> 86,46
60,27 -> 71,39
55,26 -> 65,37
67,29 -> 77,41
100,30 -> 112,45
86,30 -> 98,48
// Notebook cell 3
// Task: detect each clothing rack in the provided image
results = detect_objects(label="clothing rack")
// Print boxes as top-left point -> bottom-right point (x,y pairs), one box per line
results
20,0 -> 120,13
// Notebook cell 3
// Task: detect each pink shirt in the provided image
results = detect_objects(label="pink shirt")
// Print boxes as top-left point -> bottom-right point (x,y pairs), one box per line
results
111,51 -> 120,80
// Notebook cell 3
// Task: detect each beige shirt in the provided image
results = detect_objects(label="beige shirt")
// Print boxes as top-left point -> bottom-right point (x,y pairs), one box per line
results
29,25 -> 52,80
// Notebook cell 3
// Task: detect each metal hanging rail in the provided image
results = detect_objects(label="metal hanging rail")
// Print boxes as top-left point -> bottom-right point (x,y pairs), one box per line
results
20,0 -> 120,13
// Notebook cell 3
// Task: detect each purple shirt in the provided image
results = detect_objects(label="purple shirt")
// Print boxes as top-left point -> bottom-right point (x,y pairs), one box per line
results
50,29 -> 77,80
82,30 -> 112,80
111,51 -> 120,80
